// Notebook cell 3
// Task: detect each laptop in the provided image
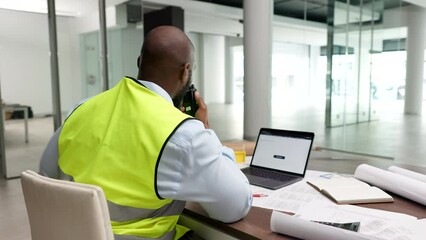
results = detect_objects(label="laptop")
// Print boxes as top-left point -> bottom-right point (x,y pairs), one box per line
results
241,128 -> 315,190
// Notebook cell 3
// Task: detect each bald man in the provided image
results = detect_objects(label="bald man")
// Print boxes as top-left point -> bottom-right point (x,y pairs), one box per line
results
40,26 -> 252,240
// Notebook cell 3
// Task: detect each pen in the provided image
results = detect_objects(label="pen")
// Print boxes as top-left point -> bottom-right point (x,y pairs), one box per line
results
320,173 -> 334,179
253,194 -> 268,197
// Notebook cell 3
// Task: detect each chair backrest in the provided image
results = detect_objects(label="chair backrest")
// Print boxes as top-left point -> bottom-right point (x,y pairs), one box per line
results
20,170 -> 114,240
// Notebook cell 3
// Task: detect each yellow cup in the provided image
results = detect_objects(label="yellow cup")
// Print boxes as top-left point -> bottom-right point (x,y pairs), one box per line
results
234,150 -> 246,163
230,143 -> 246,163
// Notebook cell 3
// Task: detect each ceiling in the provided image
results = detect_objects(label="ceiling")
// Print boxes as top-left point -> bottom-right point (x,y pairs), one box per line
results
0,0 -> 98,16
0,0 -> 412,22
195,0 -> 409,24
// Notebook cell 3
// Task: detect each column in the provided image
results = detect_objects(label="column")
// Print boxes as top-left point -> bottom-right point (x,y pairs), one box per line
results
196,33 -> 205,98
404,5 -> 426,115
243,0 -> 273,140
200,34 -> 225,104
225,36 -> 244,104
225,37 -> 234,104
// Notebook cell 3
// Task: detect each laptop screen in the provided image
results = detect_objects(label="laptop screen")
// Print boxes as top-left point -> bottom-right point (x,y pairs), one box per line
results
251,128 -> 314,175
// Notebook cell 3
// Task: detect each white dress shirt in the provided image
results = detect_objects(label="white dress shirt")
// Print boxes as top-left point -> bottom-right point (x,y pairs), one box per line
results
39,79 -> 252,223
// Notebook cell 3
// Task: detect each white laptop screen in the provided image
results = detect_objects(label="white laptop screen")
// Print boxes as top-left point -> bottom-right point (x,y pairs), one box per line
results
251,132 -> 313,175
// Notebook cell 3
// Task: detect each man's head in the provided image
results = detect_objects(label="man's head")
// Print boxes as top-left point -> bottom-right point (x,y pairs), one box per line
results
137,26 -> 195,107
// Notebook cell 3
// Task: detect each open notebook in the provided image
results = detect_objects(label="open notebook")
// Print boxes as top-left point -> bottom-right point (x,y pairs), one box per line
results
241,128 -> 314,190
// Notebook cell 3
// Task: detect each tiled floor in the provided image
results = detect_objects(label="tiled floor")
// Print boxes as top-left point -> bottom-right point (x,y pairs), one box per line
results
3,116 -> 53,178
1,102 -> 425,239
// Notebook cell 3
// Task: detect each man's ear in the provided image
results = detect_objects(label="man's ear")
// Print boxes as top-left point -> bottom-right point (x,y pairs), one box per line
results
180,63 -> 191,83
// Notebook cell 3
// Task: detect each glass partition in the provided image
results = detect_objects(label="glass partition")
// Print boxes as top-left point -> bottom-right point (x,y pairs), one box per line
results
0,1 -> 101,178
79,1 -> 144,99
266,0 -> 407,158
80,31 -> 102,98
324,0 -> 390,155
270,0 -> 328,134
326,0 -> 384,127
105,1 -> 144,89
0,8 -> 54,178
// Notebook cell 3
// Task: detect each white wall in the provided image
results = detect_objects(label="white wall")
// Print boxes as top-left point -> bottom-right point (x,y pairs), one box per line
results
0,9 -> 80,116
0,9 -> 50,114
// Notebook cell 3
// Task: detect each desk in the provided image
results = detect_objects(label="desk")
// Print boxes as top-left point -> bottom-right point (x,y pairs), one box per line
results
183,194 -> 426,240
2,105 -> 29,143
181,153 -> 426,239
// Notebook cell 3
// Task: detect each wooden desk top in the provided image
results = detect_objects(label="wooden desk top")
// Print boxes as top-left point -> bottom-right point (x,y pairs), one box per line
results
184,191 -> 426,240
183,150 -> 426,240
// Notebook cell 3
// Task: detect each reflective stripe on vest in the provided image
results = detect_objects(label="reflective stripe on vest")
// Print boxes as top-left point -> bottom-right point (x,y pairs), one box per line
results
108,200 -> 186,222
114,230 -> 175,240
58,77 -> 191,239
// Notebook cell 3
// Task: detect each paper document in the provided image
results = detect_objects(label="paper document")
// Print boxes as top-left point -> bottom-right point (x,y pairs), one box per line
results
259,169 -> 426,240
270,211 -> 376,240
354,164 -> 426,206
293,201 -> 426,240
251,170 -> 335,213
307,176 -> 393,204
388,166 -> 426,183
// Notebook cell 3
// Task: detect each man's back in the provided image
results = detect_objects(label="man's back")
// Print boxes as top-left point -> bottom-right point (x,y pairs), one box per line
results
40,26 -> 252,240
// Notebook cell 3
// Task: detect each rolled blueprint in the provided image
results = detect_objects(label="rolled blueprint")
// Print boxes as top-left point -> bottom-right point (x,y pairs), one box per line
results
354,164 -> 426,206
270,211 -> 374,240
388,166 -> 426,183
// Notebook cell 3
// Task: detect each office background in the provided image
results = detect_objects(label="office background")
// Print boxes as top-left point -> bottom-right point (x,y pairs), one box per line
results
0,0 -> 425,179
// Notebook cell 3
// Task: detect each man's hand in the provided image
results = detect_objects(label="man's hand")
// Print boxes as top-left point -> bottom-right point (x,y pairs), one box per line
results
194,91 -> 209,129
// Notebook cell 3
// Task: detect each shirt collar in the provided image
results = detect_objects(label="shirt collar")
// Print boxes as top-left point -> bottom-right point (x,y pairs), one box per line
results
136,79 -> 173,105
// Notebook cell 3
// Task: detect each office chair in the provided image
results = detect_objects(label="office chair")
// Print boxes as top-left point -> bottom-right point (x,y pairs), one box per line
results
20,170 -> 114,240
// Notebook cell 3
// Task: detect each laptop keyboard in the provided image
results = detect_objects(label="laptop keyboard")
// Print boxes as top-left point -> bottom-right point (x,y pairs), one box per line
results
243,168 -> 297,182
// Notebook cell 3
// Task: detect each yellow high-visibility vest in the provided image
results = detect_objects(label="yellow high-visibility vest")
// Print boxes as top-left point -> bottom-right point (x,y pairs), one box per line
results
58,77 -> 191,239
